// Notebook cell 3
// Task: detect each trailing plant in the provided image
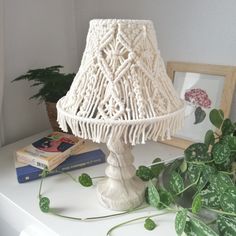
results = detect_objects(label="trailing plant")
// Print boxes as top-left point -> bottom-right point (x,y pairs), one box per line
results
38,108 -> 236,235
12,65 -> 75,103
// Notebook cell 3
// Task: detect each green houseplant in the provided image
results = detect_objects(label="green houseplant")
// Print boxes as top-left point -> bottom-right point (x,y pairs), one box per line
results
12,65 -> 75,131
38,108 -> 236,235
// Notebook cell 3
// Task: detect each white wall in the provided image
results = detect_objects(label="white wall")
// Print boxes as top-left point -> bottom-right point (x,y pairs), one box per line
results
74,0 -> 236,119
0,0 -> 5,147
2,0 -> 236,145
3,0 -> 78,145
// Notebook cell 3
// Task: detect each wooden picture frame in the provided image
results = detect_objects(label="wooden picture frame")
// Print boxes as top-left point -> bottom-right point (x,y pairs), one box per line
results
163,61 -> 236,149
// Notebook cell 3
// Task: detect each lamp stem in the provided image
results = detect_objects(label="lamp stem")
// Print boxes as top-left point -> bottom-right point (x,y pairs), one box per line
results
96,138 -> 145,211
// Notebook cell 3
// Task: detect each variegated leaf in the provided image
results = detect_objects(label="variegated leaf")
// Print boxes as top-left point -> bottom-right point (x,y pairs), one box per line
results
200,187 -> 220,208
184,143 -> 208,161
217,215 -> 236,236
188,217 -> 218,236
187,164 -> 202,184
210,173 -> 234,193
192,194 -> 202,214
212,143 -> 231,164
220,187 -> 236,214
175,209 -> 188,236
148,181 -> 160,208
169,171 -> 184,195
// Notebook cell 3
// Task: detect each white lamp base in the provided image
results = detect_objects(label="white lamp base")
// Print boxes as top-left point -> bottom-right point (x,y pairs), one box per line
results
96,139 -> 145,211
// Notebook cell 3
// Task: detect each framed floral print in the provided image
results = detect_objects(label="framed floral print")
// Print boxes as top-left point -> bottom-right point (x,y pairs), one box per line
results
163,61 -> 236,149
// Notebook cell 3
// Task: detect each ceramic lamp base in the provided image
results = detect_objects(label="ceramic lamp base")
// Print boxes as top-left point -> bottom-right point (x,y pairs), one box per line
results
96,139 -> 145,211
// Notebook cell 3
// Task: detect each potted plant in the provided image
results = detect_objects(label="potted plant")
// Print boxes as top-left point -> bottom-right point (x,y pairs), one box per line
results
12,65 -> 75,131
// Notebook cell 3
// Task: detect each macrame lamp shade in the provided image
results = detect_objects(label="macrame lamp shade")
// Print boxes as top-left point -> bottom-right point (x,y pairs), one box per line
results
57,19 -> 185,210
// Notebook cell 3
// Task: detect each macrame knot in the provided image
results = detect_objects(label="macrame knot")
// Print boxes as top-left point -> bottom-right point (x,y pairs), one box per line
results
56,19 -> 185,144
128,52 -> 136,60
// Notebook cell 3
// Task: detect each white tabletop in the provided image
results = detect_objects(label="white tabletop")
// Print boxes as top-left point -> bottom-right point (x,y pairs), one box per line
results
0,131 -> 183,236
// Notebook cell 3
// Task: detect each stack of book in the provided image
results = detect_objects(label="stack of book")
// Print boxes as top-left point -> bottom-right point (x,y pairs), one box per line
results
14,132 -> 106,183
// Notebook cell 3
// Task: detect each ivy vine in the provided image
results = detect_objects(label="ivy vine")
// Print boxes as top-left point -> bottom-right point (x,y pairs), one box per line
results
38,109 -> 236,235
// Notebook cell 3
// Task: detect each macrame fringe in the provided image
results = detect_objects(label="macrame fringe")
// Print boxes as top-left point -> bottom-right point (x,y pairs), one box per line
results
57,102 -> 185,145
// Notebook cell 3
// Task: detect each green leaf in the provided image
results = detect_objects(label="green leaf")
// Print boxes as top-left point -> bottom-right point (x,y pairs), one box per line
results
197,165 -> 215,192
209,172 -> 234,194
184,221 -> 192,235
187,164 -> 202,184
144,218 -> 157,231
219,173 -> 233,190
161,159 -> 183,185
148,181 -> 160,208
221,135 -> 233,147
184,143 -> 208,161
222,119 -> 235,136
180,160 -> 188,173
175,209 -> 188,236
41,168 -> 50,178
232,162 -> 236,173
204,130 -> 215,147
217,215 -> 236,236
197,176 -> 209,192
226,135 -> 236,151
200,187 -> 221,208
166,159 -> 183,173
157,188 -> 173,209
192,195 -> 202,214
39,197 -> 50,213
212,143 -> 231,164
215,156 -> 233,172
220,187 -> 236,214
194,106 -> 206,124
136,166 -> 154,181
78,173 -> 93,187
209,109 -> 224,128
188,217 -> 218,236
169,171 -> 184,195
150,158 -> 164,177
144,187 -> 150,204
12,65 -> 75,103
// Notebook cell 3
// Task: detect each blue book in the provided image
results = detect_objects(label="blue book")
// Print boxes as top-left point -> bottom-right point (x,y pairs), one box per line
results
15,145 -> 106,183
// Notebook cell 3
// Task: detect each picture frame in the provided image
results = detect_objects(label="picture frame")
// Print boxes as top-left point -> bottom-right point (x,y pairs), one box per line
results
163,61 -> 236,149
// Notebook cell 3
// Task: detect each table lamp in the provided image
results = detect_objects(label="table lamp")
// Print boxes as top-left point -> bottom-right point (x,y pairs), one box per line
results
57,19 -> 185,211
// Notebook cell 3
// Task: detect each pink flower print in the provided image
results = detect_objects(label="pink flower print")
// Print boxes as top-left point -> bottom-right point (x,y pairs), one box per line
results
184,88 -> 211,109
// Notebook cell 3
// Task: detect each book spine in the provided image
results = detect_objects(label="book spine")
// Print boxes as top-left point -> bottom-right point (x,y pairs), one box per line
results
17,156 -> 105,183
58,157 -> 104,172
16,154 -> 48,169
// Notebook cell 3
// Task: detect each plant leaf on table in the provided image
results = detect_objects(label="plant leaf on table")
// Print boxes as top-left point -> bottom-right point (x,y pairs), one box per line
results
144,218 -> 157,230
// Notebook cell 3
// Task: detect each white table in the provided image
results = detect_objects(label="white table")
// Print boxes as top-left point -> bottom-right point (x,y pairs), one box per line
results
0,131 -> 183,236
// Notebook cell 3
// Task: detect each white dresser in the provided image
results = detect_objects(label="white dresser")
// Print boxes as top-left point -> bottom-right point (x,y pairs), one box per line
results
0,131 -> 183,236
